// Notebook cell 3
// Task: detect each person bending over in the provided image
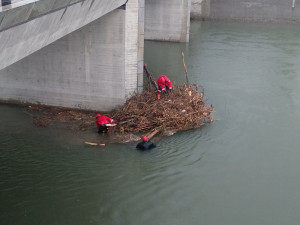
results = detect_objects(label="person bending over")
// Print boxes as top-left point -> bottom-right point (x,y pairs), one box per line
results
157,75 -> 172,99
95,114 -> 115,133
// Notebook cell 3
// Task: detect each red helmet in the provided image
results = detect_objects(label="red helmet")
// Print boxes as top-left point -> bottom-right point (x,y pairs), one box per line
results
96,114 -> 101,118
142,136 -> 148,141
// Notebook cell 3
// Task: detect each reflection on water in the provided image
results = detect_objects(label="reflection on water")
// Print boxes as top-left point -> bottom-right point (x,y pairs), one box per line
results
2,21 -> 300,225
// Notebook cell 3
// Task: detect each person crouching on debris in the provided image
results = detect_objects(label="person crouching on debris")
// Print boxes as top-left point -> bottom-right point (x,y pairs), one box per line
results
157,75 -> 172,99
95,114 -> 116,133
136,136 -> 156,150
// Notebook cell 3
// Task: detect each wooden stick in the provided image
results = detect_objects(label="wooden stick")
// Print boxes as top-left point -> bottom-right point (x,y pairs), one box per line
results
145,129 -> 159,140
182,52 -> 189,85
84,142 -> 105,146
144,64 -> 159,90
106,123 -> 117,127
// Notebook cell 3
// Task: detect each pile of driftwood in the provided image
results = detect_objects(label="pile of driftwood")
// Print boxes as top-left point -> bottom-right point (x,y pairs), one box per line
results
30,83 -> 213,138
111,57 -> 214,137
112,84 -> 213,136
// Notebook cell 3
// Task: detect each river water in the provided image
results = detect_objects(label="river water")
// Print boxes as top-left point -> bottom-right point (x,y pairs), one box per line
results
2,21 -> 300,225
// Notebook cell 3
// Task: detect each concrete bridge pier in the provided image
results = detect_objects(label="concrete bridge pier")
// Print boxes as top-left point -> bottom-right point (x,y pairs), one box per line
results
0,0 -> 144,111
145,0 -> 191,42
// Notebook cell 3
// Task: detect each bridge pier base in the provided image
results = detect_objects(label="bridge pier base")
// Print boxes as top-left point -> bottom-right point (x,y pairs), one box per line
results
0,0 -> 144,111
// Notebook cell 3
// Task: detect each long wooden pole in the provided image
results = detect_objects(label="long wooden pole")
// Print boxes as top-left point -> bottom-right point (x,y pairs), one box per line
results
144,64 -> 159,90
145,129 -> 159,140
182,52 -> 189,85
84,142 -> 105,147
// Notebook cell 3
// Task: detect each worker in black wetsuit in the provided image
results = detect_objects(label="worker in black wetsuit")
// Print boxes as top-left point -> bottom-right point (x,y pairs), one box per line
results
136,136 -> 156,150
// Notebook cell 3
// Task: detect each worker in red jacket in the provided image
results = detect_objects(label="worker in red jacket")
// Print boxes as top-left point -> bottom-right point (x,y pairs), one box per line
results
95,114 -> 116,133
157,75 -> 172,99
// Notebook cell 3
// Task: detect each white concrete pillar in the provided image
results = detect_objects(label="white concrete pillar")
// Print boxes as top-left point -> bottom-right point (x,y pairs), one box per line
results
145,0 -> 191,42
125,0 -> 145,95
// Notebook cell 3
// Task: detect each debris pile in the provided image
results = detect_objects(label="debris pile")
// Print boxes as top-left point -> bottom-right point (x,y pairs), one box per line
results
112,84 -> 214,136
29,83 -> 213,138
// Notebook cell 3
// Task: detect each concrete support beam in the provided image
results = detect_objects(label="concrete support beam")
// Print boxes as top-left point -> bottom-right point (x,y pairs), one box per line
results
145,0 -> 191,42
0,1 -> 144,111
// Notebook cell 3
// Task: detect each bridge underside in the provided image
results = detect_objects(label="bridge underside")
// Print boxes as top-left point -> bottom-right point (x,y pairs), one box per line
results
0,0 -> 192,111
0,1 -> 144,111
0,0 -> 128,71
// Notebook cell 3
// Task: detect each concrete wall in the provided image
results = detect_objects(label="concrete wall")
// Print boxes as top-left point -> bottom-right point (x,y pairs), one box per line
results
191,0 -> 210,20
0,0 -> 127,70
0,1 -> 144,111
145,0 -> 191,42
193,0 -> 300,23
